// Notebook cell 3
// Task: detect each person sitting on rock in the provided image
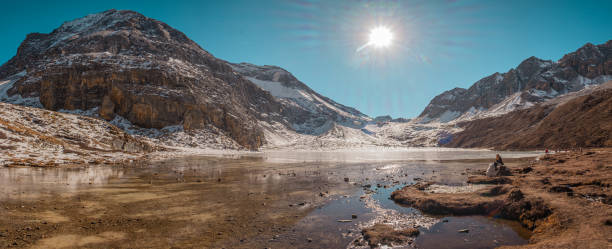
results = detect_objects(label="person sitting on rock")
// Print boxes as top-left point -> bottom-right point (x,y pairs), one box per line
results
495,154 -> 504,166
486,154 -> 505,177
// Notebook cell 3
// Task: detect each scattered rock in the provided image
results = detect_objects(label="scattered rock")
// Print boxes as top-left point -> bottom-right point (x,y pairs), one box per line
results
548,185 -> 573,193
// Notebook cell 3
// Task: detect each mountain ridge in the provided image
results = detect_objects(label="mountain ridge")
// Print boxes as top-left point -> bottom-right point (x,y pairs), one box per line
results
418,40 -> 612,123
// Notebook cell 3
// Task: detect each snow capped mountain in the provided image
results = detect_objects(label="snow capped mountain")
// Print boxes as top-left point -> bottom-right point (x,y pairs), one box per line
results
0,9 -> 377,150
445,80 -> 612,149
3,9 -> 608,152
0,9 -> 286,150
418,41 -> 612,123
230,62 -> 371,135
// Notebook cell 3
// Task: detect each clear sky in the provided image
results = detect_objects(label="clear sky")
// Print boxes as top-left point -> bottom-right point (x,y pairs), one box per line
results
1,0 -> 611,118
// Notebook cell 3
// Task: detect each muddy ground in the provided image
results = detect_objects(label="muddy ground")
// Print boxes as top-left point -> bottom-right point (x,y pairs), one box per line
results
392,149 -> 612,248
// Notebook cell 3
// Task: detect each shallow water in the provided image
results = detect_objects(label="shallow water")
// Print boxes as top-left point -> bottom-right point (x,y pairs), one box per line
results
0,149 -> 537,248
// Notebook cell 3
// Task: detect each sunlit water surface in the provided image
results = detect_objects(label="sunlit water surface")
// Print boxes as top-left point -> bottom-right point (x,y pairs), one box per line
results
0,149 -> 538,248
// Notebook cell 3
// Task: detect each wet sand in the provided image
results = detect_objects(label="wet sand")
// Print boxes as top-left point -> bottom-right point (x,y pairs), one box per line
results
0,150 -> 538,248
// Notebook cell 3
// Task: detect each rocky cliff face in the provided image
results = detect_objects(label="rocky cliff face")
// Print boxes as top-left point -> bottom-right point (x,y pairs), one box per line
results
418,41 -> 612,123
0,9 -> 286,150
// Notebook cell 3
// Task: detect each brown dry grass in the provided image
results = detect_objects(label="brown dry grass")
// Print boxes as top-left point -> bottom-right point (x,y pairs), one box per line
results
0,117 -> 65,146
447,89 -> 612,150
392,149 -> 612,249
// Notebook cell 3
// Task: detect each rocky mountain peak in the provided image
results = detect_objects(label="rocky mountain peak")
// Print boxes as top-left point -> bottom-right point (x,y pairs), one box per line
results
559,41 -> 612,78
418,40 -> 612,123
0,9 -> 283,150
2,9 -> 222,80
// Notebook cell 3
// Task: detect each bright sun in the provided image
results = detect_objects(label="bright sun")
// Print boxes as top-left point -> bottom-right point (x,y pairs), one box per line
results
368,26 -> 393,48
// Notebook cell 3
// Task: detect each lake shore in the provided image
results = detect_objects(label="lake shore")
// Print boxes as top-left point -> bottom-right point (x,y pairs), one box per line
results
1,149 -> 608,248
391,148 -> 612,248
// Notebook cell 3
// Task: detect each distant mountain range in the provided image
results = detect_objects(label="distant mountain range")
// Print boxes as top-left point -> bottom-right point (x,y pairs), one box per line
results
418,41 -> 612,123
445,81 -> 612,149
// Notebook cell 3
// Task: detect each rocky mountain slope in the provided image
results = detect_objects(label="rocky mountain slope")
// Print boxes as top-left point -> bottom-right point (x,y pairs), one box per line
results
0,9 -> 383,151
444,81 -> 612,149
0,9 -> 289,150
418,41 -> 612,123
229,63 -> 370,135
3,9 -> 608,154
0,102 -> 152,166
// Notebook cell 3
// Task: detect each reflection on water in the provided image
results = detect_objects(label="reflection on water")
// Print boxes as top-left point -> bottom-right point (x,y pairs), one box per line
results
259,149 -> 540,163
415,216 -> 531,249
0,149 -> 536,248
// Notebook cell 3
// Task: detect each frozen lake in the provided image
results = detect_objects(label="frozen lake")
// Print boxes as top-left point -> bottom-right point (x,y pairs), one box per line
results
0,149 -> 539,248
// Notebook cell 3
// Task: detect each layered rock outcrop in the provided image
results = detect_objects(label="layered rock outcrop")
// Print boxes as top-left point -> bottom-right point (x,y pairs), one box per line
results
0,9 -> 285,149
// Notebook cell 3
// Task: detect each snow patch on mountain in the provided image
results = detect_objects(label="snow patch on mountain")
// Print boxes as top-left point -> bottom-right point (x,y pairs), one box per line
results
230,62 -> 371,135
0,71 -> 42,108
246,77 -> 313,101
418,41 -> 612,124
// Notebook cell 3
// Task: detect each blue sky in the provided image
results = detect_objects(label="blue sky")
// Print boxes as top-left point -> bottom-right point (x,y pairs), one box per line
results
1,0 -> 611,118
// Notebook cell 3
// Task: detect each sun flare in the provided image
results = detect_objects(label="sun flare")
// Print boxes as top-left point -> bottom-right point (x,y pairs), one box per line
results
368,26 -> 393,48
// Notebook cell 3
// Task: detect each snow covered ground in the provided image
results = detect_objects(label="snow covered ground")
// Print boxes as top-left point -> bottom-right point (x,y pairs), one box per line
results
0,102 -> 151,167
259,117 -> 461,151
